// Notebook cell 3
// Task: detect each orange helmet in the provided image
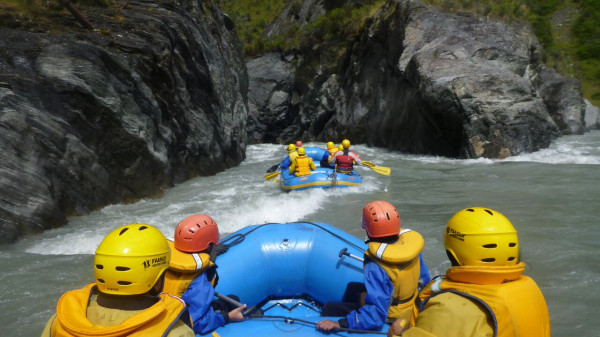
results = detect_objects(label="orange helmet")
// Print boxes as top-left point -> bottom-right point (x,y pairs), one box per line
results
362,201 -> 400,238
296,140 -> 303,147
174,215 -> 220,253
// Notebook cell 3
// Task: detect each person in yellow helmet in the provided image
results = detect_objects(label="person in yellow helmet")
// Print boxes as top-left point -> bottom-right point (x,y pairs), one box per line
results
277,143 -> 299,171
320,141 -> 339,168
289,147 -> 316,176
41,224 -> 194,337
388,207 -> 551,337
164,215 -> 246,335
330,139 -> 362,173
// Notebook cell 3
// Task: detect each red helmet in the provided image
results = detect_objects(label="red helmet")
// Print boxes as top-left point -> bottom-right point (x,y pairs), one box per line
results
174,215 -> 220,253
362,201 -> 401,238
296,140 -> 302,147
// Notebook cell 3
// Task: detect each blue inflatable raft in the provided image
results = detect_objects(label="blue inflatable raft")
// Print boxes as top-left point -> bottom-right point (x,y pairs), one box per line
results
279,147 -> 362,191
209,222 -> 390,337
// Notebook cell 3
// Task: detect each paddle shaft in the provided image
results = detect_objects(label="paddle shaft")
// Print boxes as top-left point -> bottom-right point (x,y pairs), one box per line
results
214,292 -> 258,317
339,248 -> 364,262
255,315 -> 388,335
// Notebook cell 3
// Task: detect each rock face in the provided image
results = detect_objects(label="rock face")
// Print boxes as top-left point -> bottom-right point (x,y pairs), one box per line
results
584,100 -> 600,130
0,0 -> 248,243
247,0 -> 588,158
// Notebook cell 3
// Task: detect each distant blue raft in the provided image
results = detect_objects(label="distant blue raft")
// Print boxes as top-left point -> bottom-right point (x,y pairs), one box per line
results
279,147 -> 362,191
209,222 -> 388,337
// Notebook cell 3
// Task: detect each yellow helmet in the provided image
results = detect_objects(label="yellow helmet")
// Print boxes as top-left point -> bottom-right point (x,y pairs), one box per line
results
444,208 -> 519,267
297,147 -> 306,155
338,144 -> 344,151
287,144 -> 296,152
342,139 -> 350,149
327,141 -> 335,149
94,224 -> 170,295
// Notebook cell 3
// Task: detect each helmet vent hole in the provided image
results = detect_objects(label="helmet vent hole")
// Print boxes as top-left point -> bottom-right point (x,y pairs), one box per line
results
139,226 -> 148,231
386,213 -> 390,220
509,243 -> 516,247
466,208 -> 474,212
119,228 -> 129,236
116,266 -> 130,271
507,257 -> 516,261
96,264 -> 104,269
484,209 -> 493,215
117,281 -> 132,286
482,244 -> 497,248
481,258 -> 496,263
97,279 -> 105,283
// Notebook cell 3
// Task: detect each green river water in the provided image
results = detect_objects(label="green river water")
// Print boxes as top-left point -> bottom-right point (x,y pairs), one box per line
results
1,131 -> 599,336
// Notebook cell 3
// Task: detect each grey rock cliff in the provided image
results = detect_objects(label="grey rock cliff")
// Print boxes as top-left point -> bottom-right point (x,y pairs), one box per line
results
0,0 -> 248,243
247,0 -> 585,158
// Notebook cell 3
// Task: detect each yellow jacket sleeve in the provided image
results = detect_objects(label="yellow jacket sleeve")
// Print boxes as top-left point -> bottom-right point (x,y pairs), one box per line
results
309,159 -> 316,170
402,293 -> 494,337
289,161 -> 296,174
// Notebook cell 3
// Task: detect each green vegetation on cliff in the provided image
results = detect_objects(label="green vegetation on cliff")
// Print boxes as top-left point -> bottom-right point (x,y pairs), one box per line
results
422,0 -> 600,105
222,0 -> 600,105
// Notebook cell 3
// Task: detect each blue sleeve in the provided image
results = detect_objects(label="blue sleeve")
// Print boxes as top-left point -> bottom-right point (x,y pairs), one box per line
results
345,261 -> 393,330
280,157 -> 290,169
321,152 -> 329,162
181,273 -> 226,334
418,252 -> 431,290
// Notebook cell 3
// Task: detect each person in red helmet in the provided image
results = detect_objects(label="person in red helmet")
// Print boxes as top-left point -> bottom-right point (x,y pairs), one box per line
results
165,215 -> 246,335
296,140 -> 303,148
316,201 -> 429,332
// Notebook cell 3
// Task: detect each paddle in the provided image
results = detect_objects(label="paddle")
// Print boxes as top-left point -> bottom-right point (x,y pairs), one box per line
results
367,165 -> 391,176
362,161 -> 376,168
264,171 -> 281,180
339,248 -> 364,262
360,161 -> 391,176
214,292 -> 259,317
266,163 -> 279,173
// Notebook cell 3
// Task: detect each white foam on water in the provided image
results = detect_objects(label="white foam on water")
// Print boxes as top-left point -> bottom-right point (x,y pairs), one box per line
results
379,131 -> 600,166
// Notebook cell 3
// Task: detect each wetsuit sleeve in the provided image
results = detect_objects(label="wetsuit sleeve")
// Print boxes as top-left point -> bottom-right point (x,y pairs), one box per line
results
344,261 -> 393,330
181,273 -> 226,334
351,152 -> 362,165
330,152 -> 339,164
418,253 -> 431,290
280,157 -> 291,169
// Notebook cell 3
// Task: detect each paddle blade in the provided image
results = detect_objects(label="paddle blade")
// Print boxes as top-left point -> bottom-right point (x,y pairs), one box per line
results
362,161 -> 376,168
264,171 -> 281,180
370,166 -> 391,176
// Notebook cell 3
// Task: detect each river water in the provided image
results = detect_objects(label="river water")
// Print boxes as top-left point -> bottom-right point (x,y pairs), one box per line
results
1,131 -> 599,337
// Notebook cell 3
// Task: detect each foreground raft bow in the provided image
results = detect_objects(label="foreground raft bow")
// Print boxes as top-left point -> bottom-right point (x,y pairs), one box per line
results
211,222 -> 390,336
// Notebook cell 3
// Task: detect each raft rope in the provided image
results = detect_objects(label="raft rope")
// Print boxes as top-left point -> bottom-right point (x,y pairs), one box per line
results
217,222 -> 364,255
248,314 -> 388,335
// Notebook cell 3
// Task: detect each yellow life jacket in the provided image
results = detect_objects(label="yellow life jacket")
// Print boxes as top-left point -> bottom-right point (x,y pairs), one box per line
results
364,229 -> 424,323
49,283 -> 187,337
417,262 -> 551,337
294,155 -> 312,176
288,151 -> 299,164
163,239 -> 216,298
